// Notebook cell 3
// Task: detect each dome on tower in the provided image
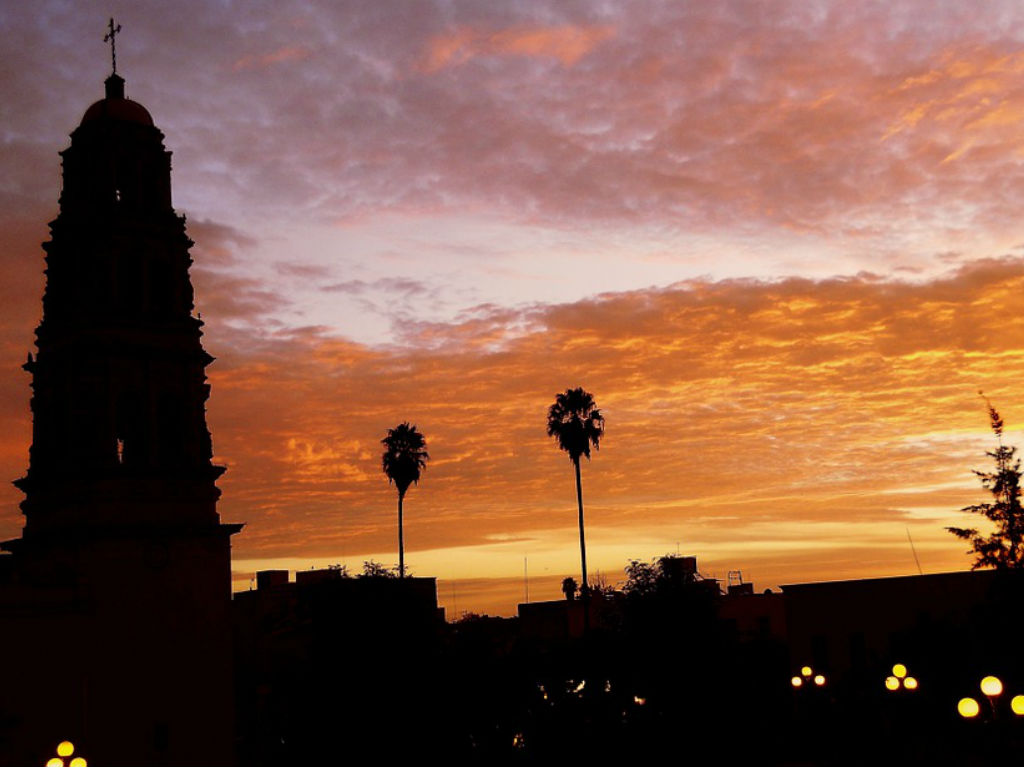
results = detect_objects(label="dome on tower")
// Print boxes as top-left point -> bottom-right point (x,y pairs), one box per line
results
79,73 -> 154,127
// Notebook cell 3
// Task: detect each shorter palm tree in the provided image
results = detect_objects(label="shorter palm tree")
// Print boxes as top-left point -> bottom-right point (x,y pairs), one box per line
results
381,422 -> 429,578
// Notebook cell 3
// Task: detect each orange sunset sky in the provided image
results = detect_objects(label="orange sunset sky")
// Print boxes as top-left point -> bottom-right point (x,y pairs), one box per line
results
3,2 -> 1024,615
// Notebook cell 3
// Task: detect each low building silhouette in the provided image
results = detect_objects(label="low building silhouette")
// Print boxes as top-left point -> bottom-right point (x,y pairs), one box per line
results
719,583 -> 786,642
782,569 -> 1010,686
517,591 -> 615,640
232,568 -> 446,764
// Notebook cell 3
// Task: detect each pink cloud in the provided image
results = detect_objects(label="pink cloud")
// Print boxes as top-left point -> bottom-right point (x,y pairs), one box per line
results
421,24 -> 616,72
232,45 -> 310,72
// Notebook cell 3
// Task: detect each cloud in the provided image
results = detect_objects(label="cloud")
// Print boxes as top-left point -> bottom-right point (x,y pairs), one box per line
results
6,1 -> 1024,615
0,248 -> 1020,612
9,1 -> 1024,274
320,277 -> 429,296
233,45 -> 310,72
187,218 -> 258,267
275,262 -> 333,279
183,219 -> 299,331
421,24 -> 616,72
159,260 -> 1024,589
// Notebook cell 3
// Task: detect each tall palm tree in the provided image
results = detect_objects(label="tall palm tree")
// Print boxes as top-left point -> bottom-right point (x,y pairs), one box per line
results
381,422 -> 429,578
547,387 -> 604,603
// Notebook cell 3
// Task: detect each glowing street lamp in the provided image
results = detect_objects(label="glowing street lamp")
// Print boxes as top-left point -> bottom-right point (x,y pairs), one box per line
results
980,675 -> 1004,720
884,663 -> 918,692
791,665 -> 826,691
980,675 -> 1003,698
44,740 -> 87,767
1011,695 -> 1024,716
958,697 -> 981,719
957,676 -> 1024,720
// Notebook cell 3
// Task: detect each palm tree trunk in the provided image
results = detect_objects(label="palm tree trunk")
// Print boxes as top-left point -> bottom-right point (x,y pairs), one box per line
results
398,490 -> 405,578
574,458 -> 589,631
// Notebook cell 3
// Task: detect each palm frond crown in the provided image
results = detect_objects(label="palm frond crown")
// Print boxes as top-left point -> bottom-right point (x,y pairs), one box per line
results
381,422 -> 429,496
547,387 -> 604,463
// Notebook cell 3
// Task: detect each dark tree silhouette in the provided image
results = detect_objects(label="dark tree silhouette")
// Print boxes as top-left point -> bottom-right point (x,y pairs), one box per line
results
947,399 -> 1024,568
359,560 -> 398,579
623,558 -> 661,598
547,387 -> 604,601
381,422 -> 429,578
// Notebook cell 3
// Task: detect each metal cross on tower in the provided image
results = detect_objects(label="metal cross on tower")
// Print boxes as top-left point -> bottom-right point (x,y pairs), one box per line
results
103,18 -> 122,75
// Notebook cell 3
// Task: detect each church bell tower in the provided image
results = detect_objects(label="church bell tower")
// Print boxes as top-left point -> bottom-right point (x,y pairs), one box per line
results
0,26 -> 240,767
16,75 -> 227,540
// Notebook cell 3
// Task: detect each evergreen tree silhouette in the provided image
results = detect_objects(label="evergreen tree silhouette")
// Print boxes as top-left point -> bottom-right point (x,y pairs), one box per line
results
948,396 -> 1024,568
